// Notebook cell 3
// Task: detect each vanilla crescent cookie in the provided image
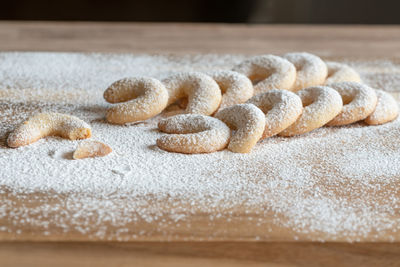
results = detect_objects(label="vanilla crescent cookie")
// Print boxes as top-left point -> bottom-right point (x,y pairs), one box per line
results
232,54 -> 296,94
283,52 -> 328,91
163,72 -> 221,115
215,104 -> 265,153
279,86 -> 343,136
208,70 -> 254,109
327,82 -> 377,126
365,90 -> 399,125
7,112 -> 92,148
157,114 -> 230,154
104,77 -> 168,124
325,62 -> 361,85
73,140 -> 112,160
246,89 -> 303,138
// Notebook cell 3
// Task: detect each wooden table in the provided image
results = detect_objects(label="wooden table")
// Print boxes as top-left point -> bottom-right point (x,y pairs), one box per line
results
2,22 -> 400,267
1,21 -> 400,57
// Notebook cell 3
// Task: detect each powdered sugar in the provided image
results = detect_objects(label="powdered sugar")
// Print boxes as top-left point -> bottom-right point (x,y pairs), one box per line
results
7,112 -> 92,148
246,89 -> 303,138
284,52 -> 328,91
232,54 -> 296,94
325,61 -> 361,84
327,82 -> 378,126
366,89 -> 399,125
104,77 -> 168,124
163,72 -> 221,115
1,52 -> 400,242
215,103 -> 265,153
208,70 -> 253,108
279,86 -> 343,136
157,114 -> 231,154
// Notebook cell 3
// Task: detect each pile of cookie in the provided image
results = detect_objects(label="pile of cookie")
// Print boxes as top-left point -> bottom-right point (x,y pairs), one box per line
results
7,52 -> 398,156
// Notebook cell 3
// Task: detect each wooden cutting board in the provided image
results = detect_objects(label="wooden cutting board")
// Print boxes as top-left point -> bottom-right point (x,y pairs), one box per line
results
1,22 -> 400,266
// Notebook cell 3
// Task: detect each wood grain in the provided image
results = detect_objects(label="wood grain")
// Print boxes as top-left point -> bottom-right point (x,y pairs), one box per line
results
2,22 -> 400,266
0,22 -> 399,57
2,242 -> 400,267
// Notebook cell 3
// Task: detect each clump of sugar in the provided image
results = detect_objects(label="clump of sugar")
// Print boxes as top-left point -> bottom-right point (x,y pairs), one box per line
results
1,52 -> 400,241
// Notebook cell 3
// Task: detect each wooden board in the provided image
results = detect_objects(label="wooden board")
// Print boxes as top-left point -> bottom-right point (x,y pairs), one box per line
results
2,242 -> 400,267
1,52 -> 400,244
0,22 -> 399,57
1,22 -> 400,266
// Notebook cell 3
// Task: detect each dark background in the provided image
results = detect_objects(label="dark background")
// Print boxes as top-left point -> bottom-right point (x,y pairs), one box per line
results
1,0 -> 400,24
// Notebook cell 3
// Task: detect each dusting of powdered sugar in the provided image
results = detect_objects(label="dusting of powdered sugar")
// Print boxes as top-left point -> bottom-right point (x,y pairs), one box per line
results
246,89 -> 303,138
1,52 -> 400,242
232,54 -> 296,93
215,103 -> 265,153
325,61 -> 361,84
283,52 -> 328,91
6,112 -> 91,148
366,89 -> 399,124
157,114 -> 231,154
279,86 -> 343,136
162,72 -> 221,115
207,70 -> 254,108
327,82 -> 378,125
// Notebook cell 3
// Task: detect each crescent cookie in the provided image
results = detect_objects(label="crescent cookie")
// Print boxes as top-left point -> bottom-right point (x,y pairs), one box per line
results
215,104 -> 265,153
283,52 -> 328,91
246,89 -> 303,139
232,54 -> 296,94
279,86 -> 343,136
104,77 -> 169,124
163,72 -> 221,116
327,82 -> 377,126
365,90 -> 399,125
157,114 -> 230,154
73,140 -> 112,160
325,62 -> 361,85
208,70 -> 254,109
7,112 -> 92,148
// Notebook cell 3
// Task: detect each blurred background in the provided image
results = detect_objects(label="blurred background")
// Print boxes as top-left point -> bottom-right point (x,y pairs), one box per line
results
1,0 -> 399,24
